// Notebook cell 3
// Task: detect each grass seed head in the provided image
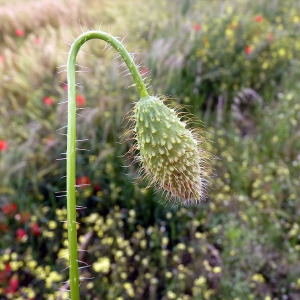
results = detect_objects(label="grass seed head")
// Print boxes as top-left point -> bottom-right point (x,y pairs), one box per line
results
133,95 -> 211,205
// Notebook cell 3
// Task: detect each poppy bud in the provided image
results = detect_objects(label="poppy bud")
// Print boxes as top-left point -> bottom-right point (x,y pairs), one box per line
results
133,96 -> 210,205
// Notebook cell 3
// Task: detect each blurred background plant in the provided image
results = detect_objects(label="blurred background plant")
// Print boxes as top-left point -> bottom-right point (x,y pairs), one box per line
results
0,0 -> 299,299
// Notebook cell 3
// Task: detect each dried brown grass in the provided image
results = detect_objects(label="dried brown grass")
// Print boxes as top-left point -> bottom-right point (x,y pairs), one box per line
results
0,0 -> 81,34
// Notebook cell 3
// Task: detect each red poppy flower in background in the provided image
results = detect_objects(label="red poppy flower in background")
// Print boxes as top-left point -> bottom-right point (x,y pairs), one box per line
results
3,274 -> 19,294
0,140 -> 8,151
30,222 -> 41,236
94,184 -> 102,192
2,203 -> 18,216
0,55 -> 4,63
76,176 -> 91,188
9,275 -> 19,292
245,46 -> 252,54
16,228 -> 28,241
15,29 -> 25,37
255,15 -> 263,22
43,96 -> 55,106
193,24 -> 201,31
76,94 -> 86,107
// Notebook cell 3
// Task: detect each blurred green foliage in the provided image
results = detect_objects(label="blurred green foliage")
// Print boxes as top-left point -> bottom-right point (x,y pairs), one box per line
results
0,0 -> 299,299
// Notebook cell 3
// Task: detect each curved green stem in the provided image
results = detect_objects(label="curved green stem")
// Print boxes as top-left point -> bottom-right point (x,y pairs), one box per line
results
66,30 -> 149,299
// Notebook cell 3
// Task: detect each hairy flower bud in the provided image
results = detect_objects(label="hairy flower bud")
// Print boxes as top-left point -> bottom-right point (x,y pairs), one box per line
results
133,96 -> 210,205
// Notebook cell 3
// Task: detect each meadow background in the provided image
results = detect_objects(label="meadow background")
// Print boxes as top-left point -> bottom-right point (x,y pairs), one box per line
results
0,0 -> 300,299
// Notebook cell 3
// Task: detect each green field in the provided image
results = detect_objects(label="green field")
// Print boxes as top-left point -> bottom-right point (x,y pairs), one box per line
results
0,0 -> 300,299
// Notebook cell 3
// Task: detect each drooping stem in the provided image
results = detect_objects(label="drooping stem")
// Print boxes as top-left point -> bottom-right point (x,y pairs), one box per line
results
66,31 -> 149,299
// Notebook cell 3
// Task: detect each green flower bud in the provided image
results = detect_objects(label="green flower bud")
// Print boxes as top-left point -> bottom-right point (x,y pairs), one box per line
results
133,96 -> 211,205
